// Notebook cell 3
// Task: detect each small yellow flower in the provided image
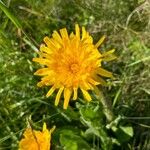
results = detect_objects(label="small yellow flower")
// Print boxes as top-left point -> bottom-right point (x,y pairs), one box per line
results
33,24 -> 116,109
19,123 -> 55,150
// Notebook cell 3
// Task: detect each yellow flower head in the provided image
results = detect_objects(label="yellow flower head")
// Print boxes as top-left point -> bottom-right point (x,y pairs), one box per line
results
33,24 -> 116,109
19,123 -> 55,150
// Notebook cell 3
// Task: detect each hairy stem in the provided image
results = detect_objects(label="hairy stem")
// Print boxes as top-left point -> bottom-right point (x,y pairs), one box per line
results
95,87 -> 114,122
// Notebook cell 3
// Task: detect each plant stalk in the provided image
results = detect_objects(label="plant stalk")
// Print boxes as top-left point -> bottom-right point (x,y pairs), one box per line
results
95,88 -> 114,122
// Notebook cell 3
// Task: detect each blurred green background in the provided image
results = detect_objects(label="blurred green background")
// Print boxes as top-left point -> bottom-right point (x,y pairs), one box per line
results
0,0 -> 150,149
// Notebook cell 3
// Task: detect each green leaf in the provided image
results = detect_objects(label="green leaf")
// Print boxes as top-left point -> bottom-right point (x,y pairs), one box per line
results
119,126 -> 134,137
77,102 -> 103,121
77,102 -> 112,150
0,1 -> 22,28
59,129 -> 91,150
114,125 -> 134,143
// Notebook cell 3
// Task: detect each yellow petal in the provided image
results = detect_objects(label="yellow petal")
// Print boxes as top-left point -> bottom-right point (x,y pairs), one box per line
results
60,28 -> 69,40
81,26 -> 86,40
50,126 -> 56,134
51,38 -> 61,49
34,68 -> 52,76
97,77 -> 107,86
102,49 -> 115,56
80,81 -> 93,90
43,36 -> 57,51
23,128 -> 33,138
102,55 -> 117,61
73,87 -> 78,100
70,32 -> 74,38
88,78 -> 100,85
32,58 -> 51,66
81,89 -> 92,102
46,86 -> 56,97
37,75 -> 54,87
75,24 -> 80,39
39,52 -> 52,60
37,81 -> 44,87
55,87 -> 64,106
63,88 -> 72,109
95,35 -> 106,48
83,36 -> 93,44
43,122 -> 47,131
101,49 -> 117,61
52,31 -> 63,44
96,68 -> 113,77
40,44 -> 52,54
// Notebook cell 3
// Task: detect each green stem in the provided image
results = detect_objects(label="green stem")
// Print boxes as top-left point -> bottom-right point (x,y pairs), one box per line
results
95,88 -> 114,122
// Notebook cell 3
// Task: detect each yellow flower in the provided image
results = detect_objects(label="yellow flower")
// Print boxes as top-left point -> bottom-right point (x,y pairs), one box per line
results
33,24 -> 116,109
19,123 -> 55,150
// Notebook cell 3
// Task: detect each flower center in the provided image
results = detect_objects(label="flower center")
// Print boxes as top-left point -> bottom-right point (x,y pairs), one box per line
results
70,63 -> 79,74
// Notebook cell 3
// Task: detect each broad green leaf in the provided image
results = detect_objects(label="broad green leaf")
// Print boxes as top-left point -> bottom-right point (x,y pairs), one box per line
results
119,126 -> 134,137
77,102 -> 103,121
77,102 -> 112,150
114,125 -> 134,143
59,129 -> 91,150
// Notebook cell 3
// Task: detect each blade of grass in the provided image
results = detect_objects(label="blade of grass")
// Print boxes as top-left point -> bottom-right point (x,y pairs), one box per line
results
113,87 -> 122,107
127,55 -> 150,67
0,1 -> 39,52
0,0 -> 22,28
23,38 -> 39,52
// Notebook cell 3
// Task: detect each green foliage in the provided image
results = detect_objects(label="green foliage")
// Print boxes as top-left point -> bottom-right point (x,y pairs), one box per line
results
0,1 -> 21,28
77,102 -> 113,150
0,0 -> 150,149
59,129 -> 91,150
